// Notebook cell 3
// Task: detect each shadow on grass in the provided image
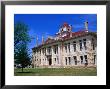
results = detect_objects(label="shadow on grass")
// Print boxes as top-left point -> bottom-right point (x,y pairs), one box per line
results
17,72 -> 33,73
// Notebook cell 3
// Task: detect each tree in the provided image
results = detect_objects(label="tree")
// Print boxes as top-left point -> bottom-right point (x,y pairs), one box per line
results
14,22 -> 31,47
14,22 -> 32,72
15,43 -> 31,72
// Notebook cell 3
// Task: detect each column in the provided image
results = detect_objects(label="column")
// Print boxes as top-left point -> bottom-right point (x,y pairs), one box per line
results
51,46 -> 54,66
77,56 -> 80,66
58,44 -> 61,66
41,49 -> 43,66
71,57 -> 74,66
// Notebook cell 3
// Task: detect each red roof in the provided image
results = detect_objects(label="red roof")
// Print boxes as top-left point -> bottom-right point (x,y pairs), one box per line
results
32,30 -> 96,50
62,22 -> 70,28
45,30 -> 88,43
61,30 -> 87,40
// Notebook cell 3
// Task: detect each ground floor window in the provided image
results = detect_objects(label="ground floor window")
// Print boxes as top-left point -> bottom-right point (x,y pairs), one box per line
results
80,56 -> 83,64
54,58 -> 56,64
40,59 -> 41,64
73,56 -> 77,65
65,57 -> 67,65
94,55 -> 96,64
68,57 -> 71,65
84,55 -> 88,66
57,58 -> 59,64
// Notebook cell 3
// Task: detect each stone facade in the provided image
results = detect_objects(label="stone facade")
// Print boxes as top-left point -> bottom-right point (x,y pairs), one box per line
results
32,22 -> 97,68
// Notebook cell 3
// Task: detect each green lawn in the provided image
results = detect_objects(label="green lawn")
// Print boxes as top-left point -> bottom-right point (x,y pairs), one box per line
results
14,67 -> 97,76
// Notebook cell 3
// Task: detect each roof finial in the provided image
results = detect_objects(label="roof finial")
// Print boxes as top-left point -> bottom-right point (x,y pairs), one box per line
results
85,21 -> 88,31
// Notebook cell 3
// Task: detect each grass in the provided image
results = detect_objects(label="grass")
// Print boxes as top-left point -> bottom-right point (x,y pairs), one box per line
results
14,67 -> 97,76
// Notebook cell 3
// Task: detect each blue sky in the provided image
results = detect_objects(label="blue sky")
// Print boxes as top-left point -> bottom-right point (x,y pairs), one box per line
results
14,14 -> 97,54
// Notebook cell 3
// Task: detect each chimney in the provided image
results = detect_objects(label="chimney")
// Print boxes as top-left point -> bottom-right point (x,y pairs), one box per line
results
42,35 -> 44,44
70,32 -> 72,37
85,21 -> 88,31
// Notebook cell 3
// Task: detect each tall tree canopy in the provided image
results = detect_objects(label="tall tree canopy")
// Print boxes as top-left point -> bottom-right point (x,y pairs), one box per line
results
14,22 -> 32,72
14,22 -> 31,47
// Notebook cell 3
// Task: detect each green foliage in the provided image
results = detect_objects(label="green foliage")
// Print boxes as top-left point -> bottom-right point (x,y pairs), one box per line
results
14,22 -> 32,72
15,44 -> 31,67
14,22 -> 31,47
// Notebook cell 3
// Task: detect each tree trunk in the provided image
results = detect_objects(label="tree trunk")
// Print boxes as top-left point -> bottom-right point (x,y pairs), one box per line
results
22,67 -> 23,72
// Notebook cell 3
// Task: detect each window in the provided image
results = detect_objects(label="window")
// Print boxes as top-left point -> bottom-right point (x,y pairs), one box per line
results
92,38 -> 95,50
54,45 -> 58,54
54,58 -> 56,64
48,46 -> 51,54
68,43 -> 70,52
54,47 -> 56,54
68,57 -> 71,65
49,47 -> 51,54
40,49 -> 41,54
57,58 -> 59,64
56,45 -> 58,54
94,55 -> 96,64
73,41 -> 76,52
45,48 -> 46,54
79,40 -> 82,51
80,56 -> 83,64
65,57 -> 67,65
83,39 -> 87,50
40,59 -> 41,64
35,56 -> 36,61
65,44 -> 67,53
42,48 -> 44,55
73,56 -> 77,65
84,55 -> 88,63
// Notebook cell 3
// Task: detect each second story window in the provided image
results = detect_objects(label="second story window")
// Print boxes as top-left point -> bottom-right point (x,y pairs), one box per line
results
79,40 -> 82,51
42,48 -> 44,55
56,45 -> 58,54
73,41 -> 76,52
48,47 -> 51,54
35,56 -> 36,61
44,48 -> 46,55
83,39 -> 87,50
54,45 -> 58,54
64,44 -> 67,53
40,49 -> 41,54
54,45 -> 56,54
68,43 -> 70,52
92,38 -> 95,50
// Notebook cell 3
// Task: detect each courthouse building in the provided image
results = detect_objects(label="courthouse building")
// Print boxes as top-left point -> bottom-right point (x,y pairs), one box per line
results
32,21 -> 97,68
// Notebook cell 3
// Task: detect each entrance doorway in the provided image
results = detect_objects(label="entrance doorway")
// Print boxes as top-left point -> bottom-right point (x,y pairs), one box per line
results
49,58 -> 52,65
